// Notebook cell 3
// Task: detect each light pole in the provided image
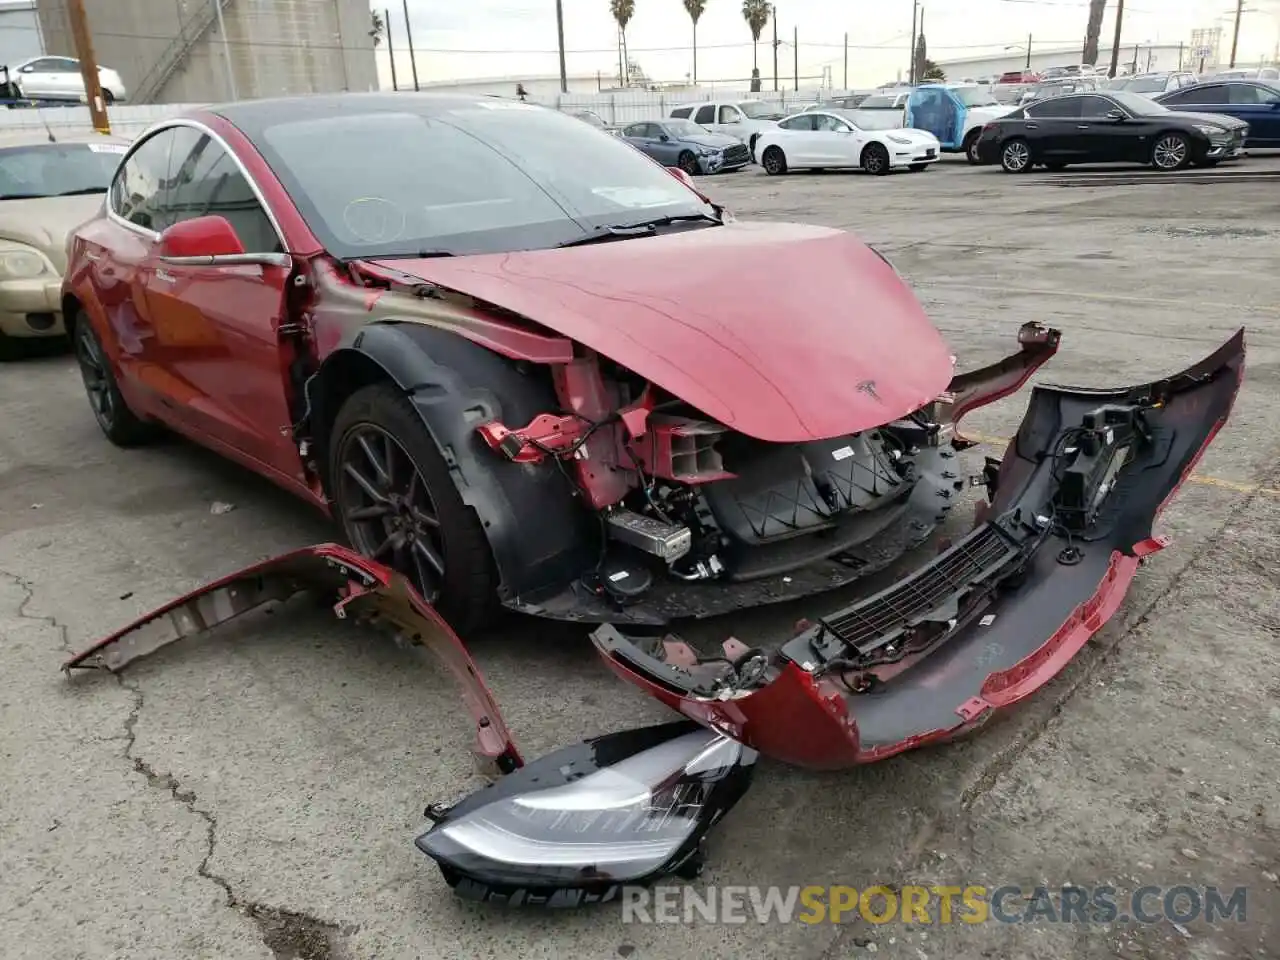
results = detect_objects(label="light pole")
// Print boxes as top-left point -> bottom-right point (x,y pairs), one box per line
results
555,0 -> 567,93
909,0 -> 919,84
1003,37 -> 1031,72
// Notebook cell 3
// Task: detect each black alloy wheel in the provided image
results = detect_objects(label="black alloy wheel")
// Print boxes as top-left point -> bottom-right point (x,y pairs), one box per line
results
965,133 -> 982,164
336,423 -> 448,603
74,316 -> 154,445
678,151 -> 701,176
862,143 -> 891,176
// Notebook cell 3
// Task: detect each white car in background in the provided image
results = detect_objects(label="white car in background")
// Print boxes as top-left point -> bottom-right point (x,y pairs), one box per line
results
754,109 -> 940,176
7,56 -> 127,103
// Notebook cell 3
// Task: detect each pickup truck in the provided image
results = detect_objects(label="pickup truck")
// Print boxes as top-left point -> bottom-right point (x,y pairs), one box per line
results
668,99 -> 785,157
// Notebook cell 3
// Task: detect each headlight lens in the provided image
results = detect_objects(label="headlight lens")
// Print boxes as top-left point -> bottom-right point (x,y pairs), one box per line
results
887,134 -> 912,145
416,722 -> 756,900
1194,123 -> 1225,136
0,245 -> 53,280
697,145 -> 719,156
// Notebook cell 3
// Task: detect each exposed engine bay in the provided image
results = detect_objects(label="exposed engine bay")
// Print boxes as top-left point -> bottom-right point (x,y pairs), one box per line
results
473,322 -> 1061,624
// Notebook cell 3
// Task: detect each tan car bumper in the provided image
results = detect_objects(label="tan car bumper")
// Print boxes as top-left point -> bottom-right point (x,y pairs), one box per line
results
0,278 -> 64,339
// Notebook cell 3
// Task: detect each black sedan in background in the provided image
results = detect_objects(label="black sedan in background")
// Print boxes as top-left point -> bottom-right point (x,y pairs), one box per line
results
975,91 -> 1249,173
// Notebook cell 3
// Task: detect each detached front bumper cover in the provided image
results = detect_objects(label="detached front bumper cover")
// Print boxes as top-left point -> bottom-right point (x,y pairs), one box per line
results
590,330 -> 1245,769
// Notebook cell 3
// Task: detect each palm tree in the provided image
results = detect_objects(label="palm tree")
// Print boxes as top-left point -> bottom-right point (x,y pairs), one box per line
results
741,0 -> 771,86
683,0 -> 707,84
610,0 -> 636,86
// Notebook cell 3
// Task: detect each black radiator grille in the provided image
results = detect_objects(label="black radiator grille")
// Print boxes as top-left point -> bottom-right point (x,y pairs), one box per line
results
821,521 -> 1021,650
724,143 -> 751,164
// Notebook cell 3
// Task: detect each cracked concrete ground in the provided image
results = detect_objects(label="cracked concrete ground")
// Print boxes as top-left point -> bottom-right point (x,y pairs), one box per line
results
2,157 -> 1279,960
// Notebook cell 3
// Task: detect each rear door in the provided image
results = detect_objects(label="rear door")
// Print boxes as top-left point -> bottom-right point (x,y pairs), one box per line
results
1023,95 -> 1084,160
774,114 -> 818,164
141,126 -> 302,482
1227,82 -> 1280,146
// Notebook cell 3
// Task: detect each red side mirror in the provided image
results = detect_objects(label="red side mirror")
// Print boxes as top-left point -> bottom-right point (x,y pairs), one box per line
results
158,215 -> 245,259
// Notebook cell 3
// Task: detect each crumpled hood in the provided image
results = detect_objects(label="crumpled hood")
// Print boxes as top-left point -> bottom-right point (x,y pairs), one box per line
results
678,131 -> 742,149
371,221 -> 954,443
0,194 -> 104,271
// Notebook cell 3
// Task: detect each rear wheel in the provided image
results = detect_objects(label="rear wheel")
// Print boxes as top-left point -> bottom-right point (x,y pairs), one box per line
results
761,145 -> 787,175
329,383 -> 498,632
1000,138 -> 1032,173
677,151 -> 701,175
861,143 -> 891,176
964,131 -> 983,165
73,314 -> 156,446
102,89 -> 115,105
1151,132 -> 1190,171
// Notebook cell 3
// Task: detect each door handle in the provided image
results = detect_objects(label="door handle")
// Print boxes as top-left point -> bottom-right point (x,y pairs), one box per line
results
154,268 -> 176,283
1024,122 -> 1038,129
1077,124 -> 1091,129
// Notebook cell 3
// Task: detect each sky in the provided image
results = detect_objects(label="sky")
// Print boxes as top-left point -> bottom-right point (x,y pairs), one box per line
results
374,0 -> 1280,89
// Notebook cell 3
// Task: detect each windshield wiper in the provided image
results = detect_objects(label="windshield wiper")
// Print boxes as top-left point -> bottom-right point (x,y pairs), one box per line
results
56,187 -> 107,196
360,249 -> 456,260
557,212 -> 723,248
0,193 -> 47,200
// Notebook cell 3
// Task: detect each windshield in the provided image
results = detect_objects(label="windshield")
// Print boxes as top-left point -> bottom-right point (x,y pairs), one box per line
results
737,101 -> 781,119
953,87 -> 999,107
1124,76 -> 1168,93
664,118 -> 706,137
1109,90 -> 1169,114
859,95 -> 899,109
255,105 -> 711,258
838,109 -> 902,131
0,142 -> 125,200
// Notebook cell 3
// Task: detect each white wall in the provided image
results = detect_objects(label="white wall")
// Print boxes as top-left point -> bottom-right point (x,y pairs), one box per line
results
0,2 -> 43,67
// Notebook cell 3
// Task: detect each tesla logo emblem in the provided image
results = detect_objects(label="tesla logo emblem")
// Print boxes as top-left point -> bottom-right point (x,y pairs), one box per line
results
856,380 -> 882,402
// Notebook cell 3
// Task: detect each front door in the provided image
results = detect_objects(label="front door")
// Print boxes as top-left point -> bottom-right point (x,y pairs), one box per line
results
141,129 -> 303,484
1228,82 -> 1280,147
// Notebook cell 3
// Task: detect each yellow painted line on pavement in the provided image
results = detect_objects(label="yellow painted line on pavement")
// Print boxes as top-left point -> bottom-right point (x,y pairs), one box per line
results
962,431 -> 1279,498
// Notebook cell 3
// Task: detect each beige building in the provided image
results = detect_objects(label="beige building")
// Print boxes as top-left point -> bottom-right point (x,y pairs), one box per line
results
36,0 -> 377,104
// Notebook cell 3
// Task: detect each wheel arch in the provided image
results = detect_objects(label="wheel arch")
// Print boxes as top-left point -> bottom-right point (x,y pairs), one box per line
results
306,320 -> 596,603
61,292 -> 82,340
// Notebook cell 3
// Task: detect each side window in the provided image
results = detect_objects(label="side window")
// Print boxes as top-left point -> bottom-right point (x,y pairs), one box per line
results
1079,96 -> 1118,118
1176,84 -> 1225,104
1229,83 -> 1274,104
718,105 -> 740,123
1026,96 -> 1082,119
813,114 -> 844,132
693,104 -> 715,124
1255,85 -> 1280,104
51,58 -> 81,71
670,107 -> 692,119
110,128 -> 177,232
167,138 -> 280,253
778,115 -> 814,131
622,123 -> 645,137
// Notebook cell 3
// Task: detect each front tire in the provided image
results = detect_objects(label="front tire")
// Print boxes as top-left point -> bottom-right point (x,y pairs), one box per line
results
861,142 -> 891,176
677,151 -> 701,176
761,145 -> 787,175
74,314 -> 156,446
1000,138 -> 1032,173
329,383 -> 498,632
1151,132 -> 1191,171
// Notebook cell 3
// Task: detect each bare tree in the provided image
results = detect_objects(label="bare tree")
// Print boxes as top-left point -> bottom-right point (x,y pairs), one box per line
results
1082,0 -> 1106,65
684,0 -> 707,83
742,0 -> 771,87
914,32 -> 928,83
610,0 -> 636,86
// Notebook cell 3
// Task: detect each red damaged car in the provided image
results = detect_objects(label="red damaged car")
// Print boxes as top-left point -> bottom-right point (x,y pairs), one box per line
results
64,94 -> 1243,903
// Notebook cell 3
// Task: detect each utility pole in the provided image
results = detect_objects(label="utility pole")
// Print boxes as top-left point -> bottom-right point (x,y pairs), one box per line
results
215,0 -> 237,100
1229,0 -> 1243,67
555,0 -> 567,93
793,25 -> 798,91
66,0 -> 109,134
1025,32 -> 1032,69
1107,0 -> 1125,78
385,8 -> 398,90
403,0 -> 419,90
909,0 -> 918,84
772,13 -> 779,91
